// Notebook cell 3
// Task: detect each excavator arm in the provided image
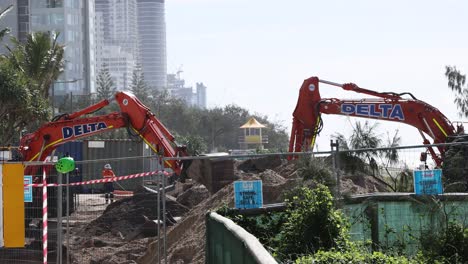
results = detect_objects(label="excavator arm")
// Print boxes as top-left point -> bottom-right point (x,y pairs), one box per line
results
19,91 -> 187,174
289,77 -> 458,166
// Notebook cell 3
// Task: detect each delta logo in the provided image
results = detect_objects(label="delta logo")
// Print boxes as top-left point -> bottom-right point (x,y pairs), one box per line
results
341,104 -> 405,120
62,122 -> 108,139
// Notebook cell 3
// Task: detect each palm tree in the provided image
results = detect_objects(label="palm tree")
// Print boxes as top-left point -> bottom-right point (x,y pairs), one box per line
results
6,31 -> 65,98
334,120 -> 405,191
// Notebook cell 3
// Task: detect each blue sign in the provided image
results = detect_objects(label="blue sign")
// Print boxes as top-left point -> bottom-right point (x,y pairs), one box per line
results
24,175 -> 33,202
234,180 -> 263,209
413,169 -> 443,195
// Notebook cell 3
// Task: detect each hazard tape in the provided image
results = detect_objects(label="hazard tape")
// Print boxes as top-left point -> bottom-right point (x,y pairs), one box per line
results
25,170 -> 170,188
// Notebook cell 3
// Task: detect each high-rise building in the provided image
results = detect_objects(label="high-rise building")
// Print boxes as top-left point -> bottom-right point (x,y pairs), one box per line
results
167,73 -> 207,109
196,82 -> 207,109
137,0 -> 166,90
95,0 -> 139,90
0,0 -> 95,96
29,0 -> 95,96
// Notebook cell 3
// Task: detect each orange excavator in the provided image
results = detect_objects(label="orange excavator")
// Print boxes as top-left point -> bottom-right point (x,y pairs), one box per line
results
289,76 -> 464,167
19,91 -> 189,175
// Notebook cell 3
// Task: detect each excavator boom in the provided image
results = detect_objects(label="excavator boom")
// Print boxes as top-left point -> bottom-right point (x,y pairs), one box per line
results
290,77 -> 458,166
19,91 -> 187,174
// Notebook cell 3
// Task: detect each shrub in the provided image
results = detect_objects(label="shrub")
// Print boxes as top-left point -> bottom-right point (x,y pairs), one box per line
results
297,156 -> 335,187
276,185 -> 348,260
296,249 -> 417,264
419,221 -> 468,263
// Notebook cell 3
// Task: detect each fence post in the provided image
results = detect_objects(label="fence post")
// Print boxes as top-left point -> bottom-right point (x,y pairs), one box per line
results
66,172 -> 70,264
57,173 -> 63,264
157,169 -> 161,264
162,166 -> 167,264
330,140 -> 341,199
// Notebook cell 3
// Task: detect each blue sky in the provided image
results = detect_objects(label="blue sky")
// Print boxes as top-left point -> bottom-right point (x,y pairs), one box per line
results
166,0 -> 468,154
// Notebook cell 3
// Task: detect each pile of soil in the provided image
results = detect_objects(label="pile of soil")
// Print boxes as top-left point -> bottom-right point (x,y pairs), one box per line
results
83,192 -> 189,240
138,183 -> 235,264
68,156 -> 389,264
68,190 -> 190,264
138,158 -> 300,263
176,183 -> 210,209
341,173 -> 390,195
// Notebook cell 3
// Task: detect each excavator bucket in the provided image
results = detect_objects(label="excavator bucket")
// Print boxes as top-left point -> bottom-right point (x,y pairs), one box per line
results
184,158 -> 236,194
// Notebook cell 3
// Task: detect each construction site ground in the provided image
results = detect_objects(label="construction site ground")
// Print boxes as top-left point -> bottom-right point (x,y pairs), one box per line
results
64,157 -> 387,264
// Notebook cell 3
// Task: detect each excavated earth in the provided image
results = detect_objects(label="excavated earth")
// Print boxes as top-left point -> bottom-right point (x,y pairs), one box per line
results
67,156 -> 387,264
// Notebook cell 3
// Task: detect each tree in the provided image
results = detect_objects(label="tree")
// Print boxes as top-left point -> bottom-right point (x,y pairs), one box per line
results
96,65 -> 116,100
444,66 -> 468,191
0,61 -> 49,145
6,31 -> 64,98
129,68 -> 150,103
445,66 -> 468,117
333,121 -> 404,191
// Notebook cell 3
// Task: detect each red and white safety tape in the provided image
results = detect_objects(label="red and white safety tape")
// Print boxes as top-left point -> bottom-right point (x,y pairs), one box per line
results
42,167 -> 48,264
25,170 -> 170,188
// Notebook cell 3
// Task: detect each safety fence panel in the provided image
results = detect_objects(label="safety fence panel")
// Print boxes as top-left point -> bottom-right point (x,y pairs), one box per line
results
343,194 -> 468,256
206,212 -> 277,264
0,164 -> 62,263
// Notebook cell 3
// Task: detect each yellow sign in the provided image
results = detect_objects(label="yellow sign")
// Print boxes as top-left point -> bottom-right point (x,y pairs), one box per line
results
2,164 -> 25,248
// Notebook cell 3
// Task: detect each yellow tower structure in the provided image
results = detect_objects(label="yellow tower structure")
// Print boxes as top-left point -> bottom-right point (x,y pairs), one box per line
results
239,117 -> 268,150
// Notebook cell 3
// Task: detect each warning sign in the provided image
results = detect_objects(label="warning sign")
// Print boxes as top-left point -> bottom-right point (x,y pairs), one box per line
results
413,169 -> 443,195
234,180 -> 263,209
24,176 -> 32,202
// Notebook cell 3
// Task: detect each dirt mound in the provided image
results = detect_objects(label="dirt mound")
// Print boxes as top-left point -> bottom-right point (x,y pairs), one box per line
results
187,159 -> 238,193
81,192 -> 189,240
138,183 -> 235,264
341,173 -> 389,195
237,156 -> 283,172
258,169 -> 287,185
176,183 -> 210,209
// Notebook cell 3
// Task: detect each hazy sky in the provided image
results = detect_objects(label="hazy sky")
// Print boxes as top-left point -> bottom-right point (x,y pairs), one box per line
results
166,0 -> 468,153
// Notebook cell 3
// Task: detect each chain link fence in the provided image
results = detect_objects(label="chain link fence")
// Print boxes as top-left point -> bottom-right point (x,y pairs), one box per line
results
0,140 -> 468,262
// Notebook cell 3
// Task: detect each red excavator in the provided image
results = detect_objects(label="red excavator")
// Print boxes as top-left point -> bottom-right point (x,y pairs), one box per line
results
19,91 -> 189,175
289,76 -> 464,167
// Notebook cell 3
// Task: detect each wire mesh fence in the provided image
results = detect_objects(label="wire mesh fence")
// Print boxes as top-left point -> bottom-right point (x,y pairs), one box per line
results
1,140 -> 468,263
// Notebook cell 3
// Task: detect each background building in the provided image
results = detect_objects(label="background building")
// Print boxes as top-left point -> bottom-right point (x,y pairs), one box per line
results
0,0 -> 96,96
95,0 -> 139,90
137,0 -> 167,90
167,72 -> 207,109
29,0 -> 94,96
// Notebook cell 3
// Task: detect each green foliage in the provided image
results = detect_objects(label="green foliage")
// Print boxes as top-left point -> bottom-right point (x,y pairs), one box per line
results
0,61 -> 49,145
297,156 -> 335,187
153,102 -> 288,153
442,136 -> 468,191
129,68 -> 150,105
419,221 -> 468,263
218,185 -> 348,261
445,65 -> 468,118
96,64 -> 116,101
277,185 -> 349,260
296,248 -> 416,264
217,205 -> 288,254
6,31 -> 64,98
174,134 -> 208,155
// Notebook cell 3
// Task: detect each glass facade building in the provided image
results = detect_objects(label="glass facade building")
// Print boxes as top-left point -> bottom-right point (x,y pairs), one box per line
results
95,0 -> 139,90
137,0 -> 167,90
